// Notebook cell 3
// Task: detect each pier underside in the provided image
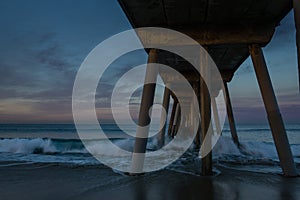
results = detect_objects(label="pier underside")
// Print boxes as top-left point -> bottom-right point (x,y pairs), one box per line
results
118,0 -> 292,79
118,0 -> 298,176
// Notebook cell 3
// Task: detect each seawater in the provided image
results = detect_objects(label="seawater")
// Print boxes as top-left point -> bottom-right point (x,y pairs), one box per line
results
0,124 -> 299,174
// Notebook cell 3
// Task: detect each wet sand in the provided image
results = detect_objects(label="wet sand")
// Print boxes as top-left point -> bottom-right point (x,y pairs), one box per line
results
0,162 -> 299,200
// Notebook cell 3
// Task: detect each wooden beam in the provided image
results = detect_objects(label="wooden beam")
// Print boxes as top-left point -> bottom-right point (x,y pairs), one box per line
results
160,71 -> 199,82
136,25 -> 275,46
220,70 -> 235,82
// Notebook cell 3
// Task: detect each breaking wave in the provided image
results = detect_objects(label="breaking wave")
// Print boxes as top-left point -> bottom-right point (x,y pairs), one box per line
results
0,137 -> 299,162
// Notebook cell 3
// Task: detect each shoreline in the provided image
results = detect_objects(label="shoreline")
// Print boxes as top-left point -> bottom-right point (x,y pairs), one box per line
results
0,162 -> 299,200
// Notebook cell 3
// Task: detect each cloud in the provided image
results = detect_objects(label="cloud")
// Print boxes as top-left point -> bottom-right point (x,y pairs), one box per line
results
0,32 -> 79,100
230,91 -> 300,124
0,1 -> 298,124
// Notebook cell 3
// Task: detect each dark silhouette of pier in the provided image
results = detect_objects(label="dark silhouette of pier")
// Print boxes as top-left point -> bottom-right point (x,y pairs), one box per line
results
118,0 -> 299,176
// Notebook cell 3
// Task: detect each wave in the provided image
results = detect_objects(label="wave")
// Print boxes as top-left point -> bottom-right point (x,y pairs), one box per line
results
214,137 -> 300,160
0,137 -> 299,170
222,128 -> 300,133
0,138 -> 87,154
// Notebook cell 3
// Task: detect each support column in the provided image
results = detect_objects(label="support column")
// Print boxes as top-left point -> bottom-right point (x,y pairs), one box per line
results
211,97 -> 222,135
158,87 -> 170,148
249,44 -> 298,177
190,95 -> 194,130
172,104 -> 181,137
131,49 -> 158,174
200,53 -> 213,176
224,82 -> 240,146
168,98 -> 178,137
193,81 -> 201,148
293,0 -> 300,91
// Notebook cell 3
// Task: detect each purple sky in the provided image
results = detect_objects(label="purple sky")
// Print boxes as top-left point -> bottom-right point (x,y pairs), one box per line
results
0,0 -> 299,125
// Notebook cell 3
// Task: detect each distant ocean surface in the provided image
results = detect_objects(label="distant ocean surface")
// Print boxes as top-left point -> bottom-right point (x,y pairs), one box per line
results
0,123 -> 299,175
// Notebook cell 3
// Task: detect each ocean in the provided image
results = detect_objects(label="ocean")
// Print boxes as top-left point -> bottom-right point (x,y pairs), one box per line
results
0,123 -> 299,175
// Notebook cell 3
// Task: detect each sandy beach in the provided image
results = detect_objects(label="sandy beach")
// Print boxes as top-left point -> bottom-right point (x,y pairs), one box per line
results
0,162 -> 299,200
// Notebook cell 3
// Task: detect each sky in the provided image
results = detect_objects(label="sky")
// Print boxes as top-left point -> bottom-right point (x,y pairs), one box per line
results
0,0 -> 299,125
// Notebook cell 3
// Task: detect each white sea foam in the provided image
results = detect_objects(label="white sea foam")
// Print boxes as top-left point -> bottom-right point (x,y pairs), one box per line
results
0,138 -> 58,154
0,136 -> 299,172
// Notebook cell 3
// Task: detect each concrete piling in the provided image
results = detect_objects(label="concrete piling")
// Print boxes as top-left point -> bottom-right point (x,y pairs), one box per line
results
211,97 -> 222,136
158,87 -> 170,148
293,0 -> 300,91
249,44 -> 298,177
168,97 -> 178,137
223,82 -> 240,146
200,53 -> 213,176
131,49 -> 158,174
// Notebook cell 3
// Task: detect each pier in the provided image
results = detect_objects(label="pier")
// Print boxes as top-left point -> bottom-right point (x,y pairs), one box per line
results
118,0 -> 299,176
